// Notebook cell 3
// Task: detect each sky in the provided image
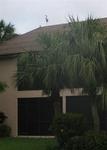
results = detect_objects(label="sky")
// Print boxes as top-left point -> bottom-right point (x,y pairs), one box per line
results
0,0 -> 107,34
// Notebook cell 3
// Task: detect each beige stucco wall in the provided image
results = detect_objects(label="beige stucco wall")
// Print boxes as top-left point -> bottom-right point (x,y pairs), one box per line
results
0,57 -> 17,137
0,57 -> 85,137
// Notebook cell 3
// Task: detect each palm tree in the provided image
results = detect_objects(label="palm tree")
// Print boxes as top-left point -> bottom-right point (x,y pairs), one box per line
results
17,32 -> 70,115
17,17 -> 107,131
101,36 -> 107,129
66,17 -> 106,131
0,20 -> 17,42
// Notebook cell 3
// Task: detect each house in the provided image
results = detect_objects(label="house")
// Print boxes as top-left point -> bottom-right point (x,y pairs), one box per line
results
0,18 -> 107,137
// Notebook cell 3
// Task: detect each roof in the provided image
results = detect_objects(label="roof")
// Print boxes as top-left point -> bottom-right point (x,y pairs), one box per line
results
0,17 -> 107,56
0,23 -> 68,56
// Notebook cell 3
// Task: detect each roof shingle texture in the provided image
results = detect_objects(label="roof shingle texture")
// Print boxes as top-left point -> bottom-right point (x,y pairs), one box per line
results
0,24 -> 68,56
0,18 -> 107,56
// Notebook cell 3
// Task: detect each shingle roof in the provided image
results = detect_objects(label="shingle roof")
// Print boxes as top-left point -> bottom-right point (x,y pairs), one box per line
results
0,18 -> 107,56
0,23 -> 68,56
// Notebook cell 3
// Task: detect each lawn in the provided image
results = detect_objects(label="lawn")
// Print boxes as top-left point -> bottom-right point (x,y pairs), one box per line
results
0,138 -> 55,150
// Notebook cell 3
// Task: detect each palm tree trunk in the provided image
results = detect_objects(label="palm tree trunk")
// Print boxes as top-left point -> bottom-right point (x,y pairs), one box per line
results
103,88 -> 107,111
91,96 -> 100,132
51,89 -> 61,116
102,88 -> 107,130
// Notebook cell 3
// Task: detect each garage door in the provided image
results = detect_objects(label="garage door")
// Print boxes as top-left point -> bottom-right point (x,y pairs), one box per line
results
66,96 -> 93,128
18,97 -> 54,136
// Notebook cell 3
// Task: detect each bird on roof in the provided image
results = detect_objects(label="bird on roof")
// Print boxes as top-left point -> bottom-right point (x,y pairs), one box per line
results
45,15 -> 49,23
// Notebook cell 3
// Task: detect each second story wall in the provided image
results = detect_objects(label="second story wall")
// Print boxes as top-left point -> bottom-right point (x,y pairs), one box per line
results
0,56 -> 17,136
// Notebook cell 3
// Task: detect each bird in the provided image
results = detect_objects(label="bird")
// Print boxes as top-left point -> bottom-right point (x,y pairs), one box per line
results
45,15 -> 49,23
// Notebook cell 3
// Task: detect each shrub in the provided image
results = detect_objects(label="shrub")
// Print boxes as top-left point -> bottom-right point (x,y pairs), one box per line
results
0,124 -> 11,137
0,112 -> 7,123
52,113 -> 87,148
84,130 -> 107,137
65,133 -> 107,150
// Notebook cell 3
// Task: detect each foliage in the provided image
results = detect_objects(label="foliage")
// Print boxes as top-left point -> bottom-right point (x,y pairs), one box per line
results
66,16 -> 106,93
16,32 -> 69,114
0,124 -> 11,137
0,20 -> 16,92
0,82 -> 7,92
0,112 -> 7,123
16,16 -> 107,126
65,132 -> 107,150
0,111 -> 11,137
66,17 -> 107,131
17,32 -> 69,93
0,20 -> 17,42
52,113 -> 87,148
17,16 -> 106,94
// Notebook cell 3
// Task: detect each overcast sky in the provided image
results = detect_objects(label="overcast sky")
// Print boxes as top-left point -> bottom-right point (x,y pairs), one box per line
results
0,0 -> 107,34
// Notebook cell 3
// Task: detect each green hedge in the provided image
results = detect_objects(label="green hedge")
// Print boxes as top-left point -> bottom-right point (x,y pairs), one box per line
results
65,132 -> 107,150
0,124 -> 11,137
0,112 -> 7,124
52,113 -> 87,148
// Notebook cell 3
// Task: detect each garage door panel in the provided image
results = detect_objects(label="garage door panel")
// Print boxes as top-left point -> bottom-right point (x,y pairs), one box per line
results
66,96 -> 93,128
18,97 -> 54,136
39,123 -> 52,135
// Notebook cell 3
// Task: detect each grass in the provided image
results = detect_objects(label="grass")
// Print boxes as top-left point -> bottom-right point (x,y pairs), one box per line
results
0,138 -> 56,150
